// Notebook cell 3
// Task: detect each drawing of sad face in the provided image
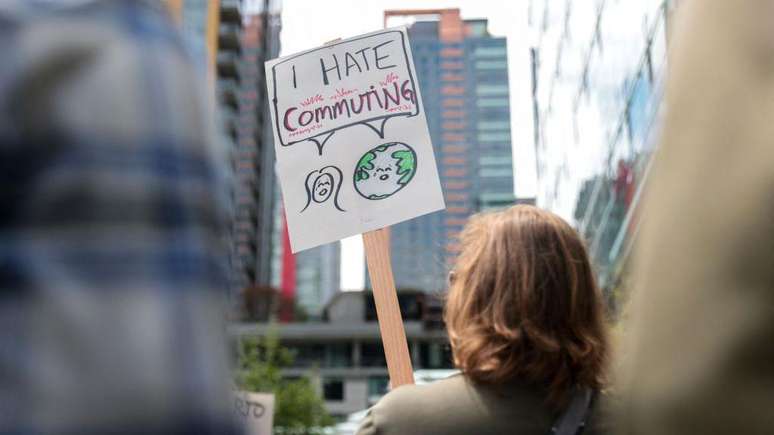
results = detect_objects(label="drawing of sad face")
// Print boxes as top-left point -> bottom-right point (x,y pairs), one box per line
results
354,142 -> 417,200
312,173 -> 334,203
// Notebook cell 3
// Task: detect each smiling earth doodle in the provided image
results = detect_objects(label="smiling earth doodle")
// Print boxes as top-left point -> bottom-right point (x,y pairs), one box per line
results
354,142 -> 417,200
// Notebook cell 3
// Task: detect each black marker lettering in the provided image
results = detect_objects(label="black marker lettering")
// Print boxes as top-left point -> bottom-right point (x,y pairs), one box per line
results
292,65 -> 297,88
344,52 -> 363,76
373,40 -> 396,70
355,47 -> 371,70
320,54 -> 341,86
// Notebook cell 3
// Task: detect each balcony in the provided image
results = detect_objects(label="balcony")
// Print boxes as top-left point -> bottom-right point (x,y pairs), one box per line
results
217,51 -> 239,79
219,23 -> 241,51
220,0 -> 241,24
217,78 -> 239,110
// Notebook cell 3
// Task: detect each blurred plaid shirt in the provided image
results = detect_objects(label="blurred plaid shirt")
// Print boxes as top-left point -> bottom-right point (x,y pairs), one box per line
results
0,1 -> 241,434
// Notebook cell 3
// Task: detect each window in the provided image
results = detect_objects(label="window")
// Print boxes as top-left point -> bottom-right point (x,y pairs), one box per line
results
480,168 -> 513,178
626,71 -> 653,147
478,120 -> 511,130
360,342 -> 386,367
286,344 -> 324,368
467,21 -> 488,37
475,84 -> 509,96
479,155 -> 512,166
479,192 -> 515,203
474,46 -> 507,57
419,342 -> 453,369
477,98 -> 509,108
323,378 -> 344,401
478,132 -> 511,142
475,60 -> 507,70
368,376 -> 389,398
325,343 -> 353,367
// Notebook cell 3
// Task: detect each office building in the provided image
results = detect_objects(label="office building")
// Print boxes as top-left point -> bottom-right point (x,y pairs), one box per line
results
232,290 -> 451,418
382,9 -> 516,293
529,0 -> 673,293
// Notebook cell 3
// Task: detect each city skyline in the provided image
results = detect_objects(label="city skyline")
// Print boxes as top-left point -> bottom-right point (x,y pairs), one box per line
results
279,1 -> 535,291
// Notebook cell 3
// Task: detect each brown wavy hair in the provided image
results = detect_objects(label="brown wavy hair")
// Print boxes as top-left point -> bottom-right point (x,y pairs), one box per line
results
445,205 -> 608,406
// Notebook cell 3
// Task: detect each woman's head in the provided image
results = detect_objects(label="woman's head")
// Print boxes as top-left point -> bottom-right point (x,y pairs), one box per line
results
445,205 -> 608,405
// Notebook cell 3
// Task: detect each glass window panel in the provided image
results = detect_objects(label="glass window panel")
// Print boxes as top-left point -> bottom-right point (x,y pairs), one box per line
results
476,98 -> 510,108
479,168 -> 513,177
474,46 -> 507,57
477,120 -> 511,130
475,60 -> 508,70
475,84 -> 510,96
477,132 -> 511,142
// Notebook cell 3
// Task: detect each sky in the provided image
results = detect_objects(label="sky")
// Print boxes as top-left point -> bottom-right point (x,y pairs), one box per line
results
270,0 -> 538,290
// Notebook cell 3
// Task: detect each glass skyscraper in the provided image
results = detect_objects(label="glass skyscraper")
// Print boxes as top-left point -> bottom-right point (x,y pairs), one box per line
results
529,0 -> 674,296
384,9 -> 516,293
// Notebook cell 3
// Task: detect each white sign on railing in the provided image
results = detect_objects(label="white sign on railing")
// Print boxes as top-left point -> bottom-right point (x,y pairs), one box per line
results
233,391 -> 274,435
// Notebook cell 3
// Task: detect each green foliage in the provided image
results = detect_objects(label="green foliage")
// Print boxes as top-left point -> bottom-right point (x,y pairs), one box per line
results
235,330 -> 334,431
391,149 -> 416,185
355,151 -> 377,181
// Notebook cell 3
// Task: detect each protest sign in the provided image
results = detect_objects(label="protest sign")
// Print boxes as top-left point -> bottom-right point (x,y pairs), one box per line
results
266,26 -> 444,387
233,391 -> 274,435
266,26 -> 445,253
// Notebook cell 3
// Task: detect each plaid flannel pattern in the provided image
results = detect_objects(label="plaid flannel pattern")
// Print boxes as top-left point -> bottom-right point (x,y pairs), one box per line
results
0,1 -> 241,434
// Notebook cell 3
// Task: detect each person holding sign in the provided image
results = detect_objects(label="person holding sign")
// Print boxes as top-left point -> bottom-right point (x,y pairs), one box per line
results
357,205 -> 611,435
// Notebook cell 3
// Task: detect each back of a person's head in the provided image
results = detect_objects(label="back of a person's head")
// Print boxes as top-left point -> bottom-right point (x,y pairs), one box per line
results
445,205 -> 608,406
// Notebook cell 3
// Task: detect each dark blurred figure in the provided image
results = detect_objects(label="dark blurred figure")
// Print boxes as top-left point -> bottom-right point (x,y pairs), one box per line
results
614,0 -> 774,434
0,1 -> 240,434
358,205 -> 610,435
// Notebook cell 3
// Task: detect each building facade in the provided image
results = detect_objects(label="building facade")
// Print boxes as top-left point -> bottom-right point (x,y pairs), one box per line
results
232,291 -> 452,418
293,242 -> 341,319
529,0 -> 673,294
166,0 -> 282,316
230,1 -> 282,298
384,9 -> 516,293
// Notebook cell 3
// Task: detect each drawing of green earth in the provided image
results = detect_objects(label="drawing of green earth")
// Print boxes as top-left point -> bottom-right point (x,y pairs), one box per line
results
354,142 -> 417,200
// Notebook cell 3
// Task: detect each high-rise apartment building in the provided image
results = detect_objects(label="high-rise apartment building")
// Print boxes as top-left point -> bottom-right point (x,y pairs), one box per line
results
165,0 -> 282,315
231,2 -> 281,296
529,0 -> 673,292
383,9 -> 515,293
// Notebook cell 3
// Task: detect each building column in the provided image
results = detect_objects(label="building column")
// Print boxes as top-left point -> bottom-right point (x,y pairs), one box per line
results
411,340 -> 421,368
353,340 -> 362,368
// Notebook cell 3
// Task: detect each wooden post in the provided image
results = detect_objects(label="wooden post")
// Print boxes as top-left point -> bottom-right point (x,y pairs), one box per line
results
324,36 -> 414,387
363,228 -> 415,387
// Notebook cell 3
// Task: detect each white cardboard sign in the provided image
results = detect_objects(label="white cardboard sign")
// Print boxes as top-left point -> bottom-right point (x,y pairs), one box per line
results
266,27 -> 445,253
233,391 -> 274,435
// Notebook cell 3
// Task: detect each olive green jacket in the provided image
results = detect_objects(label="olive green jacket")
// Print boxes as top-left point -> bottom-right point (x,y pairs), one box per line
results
357,375 -> 608,435
613,0 -> 774,434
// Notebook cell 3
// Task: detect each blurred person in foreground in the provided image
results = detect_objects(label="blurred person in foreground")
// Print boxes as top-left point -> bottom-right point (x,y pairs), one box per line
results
0,1 -> 240,434
358,205 -> 610,435
613,0 -> 774,434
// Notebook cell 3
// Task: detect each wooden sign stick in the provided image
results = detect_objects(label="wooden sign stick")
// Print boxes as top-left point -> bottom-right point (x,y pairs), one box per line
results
322,37 -> 414,387
363,227 -> 415,387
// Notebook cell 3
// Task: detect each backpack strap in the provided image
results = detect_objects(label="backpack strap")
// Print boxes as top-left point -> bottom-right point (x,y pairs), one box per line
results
549,388 -> 594,435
